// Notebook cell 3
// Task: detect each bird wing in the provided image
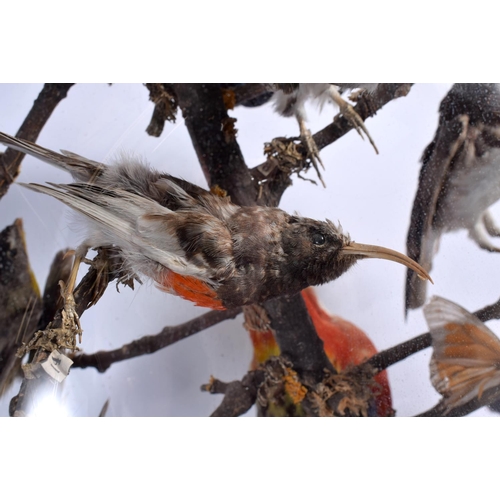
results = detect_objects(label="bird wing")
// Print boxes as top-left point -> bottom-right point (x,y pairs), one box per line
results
424,296 -> 500,413
405,106 -> 469,312
406,84 -> 500,313
0,131 -> 105,181
22,182 -> 232,283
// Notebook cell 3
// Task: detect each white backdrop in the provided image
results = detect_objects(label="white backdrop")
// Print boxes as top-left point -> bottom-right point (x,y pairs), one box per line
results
1,83 -> 498,416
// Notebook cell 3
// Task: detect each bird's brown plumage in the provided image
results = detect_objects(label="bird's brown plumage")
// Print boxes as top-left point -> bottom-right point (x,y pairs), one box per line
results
0,130 -> 431,310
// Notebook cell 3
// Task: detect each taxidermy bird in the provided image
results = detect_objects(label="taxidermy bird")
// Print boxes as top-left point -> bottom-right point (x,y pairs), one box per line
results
271,84 -> 380,178
0,130 -> 430,313
406,84 -> 500,313
247,287 -> 393,417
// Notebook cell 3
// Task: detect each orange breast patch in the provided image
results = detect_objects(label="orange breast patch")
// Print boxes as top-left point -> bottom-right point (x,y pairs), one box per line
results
158,269 -> 225,310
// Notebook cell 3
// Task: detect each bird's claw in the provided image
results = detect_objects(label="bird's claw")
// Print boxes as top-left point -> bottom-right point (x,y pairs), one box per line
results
16,282 -> 82,357
337,101 -> 379,155
483,210 -> 500,238
297,119 -> 326,187
16,254 -> 84,358
470,214 -> 500,253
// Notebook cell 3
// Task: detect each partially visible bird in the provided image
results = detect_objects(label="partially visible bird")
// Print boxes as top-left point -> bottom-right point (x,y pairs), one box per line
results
406,84 -> 500,313
247,287 -> 393,417
0,130 -> 430,314
271,83 -> 380,180
424,295 -> 500,415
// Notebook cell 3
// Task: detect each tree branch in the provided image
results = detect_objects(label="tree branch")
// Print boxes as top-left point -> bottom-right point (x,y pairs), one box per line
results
416,385 -> 500,417
5,84 -> 418,416
10,249 -> 119,416
72,307 -> 242,372
144,84 -> 178,137
173,83 -> 256,207
368,333 -> 432,374
0,83 -> 74,199
201,370 -> 265,417
364,295 -> 500,375
251,84 -> 414,207
314,83 -> 413,150
473,295 -> 500,323
264,294 -> 335,383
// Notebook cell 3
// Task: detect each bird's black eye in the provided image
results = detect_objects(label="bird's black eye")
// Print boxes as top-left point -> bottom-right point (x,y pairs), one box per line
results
311,233 -> 326,246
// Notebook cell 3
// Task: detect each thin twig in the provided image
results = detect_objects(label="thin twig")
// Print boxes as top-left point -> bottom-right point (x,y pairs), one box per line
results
473,296 -> 500,322
72,307 -> 242,372
314,84 -> 413,151
144,84 -> 178,137
202,370 -> 265,417
364,295 -> 500,375
368,333 -> 432,374
251,84 -> 414,207
416,385 -> 500,417
0,83 -> 74,198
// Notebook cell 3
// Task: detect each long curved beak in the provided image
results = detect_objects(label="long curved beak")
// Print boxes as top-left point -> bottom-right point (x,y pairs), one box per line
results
341,242 -> 433,283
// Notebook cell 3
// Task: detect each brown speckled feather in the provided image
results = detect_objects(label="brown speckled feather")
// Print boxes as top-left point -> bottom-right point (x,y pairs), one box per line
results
0,131 -> 431,309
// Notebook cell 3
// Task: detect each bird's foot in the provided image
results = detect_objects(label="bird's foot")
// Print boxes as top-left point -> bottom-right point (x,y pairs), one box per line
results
16,252 -> 85,358
296,117 -> 326,187
470,216 -> 500,252
329,86 -> 379,154
263,136 -> 322,186
16,281 -> 82,358
85,247 -> 139,305
483,210 -> 500,238
59,279 -> 83,348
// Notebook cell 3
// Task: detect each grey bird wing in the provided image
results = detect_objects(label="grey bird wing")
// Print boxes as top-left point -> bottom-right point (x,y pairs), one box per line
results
21,182 -> 214,280
405,105 -> 469,313
406,84 -> 500,313
424,295 -> 500,412
0,131 -> 105,182
22,180 -> 236,285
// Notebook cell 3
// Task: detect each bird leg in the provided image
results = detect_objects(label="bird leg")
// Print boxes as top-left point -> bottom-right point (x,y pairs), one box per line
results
82,246 -> 138,307
60,251 -> 84,344
469,217 -> 500,252
16,248 -> 87,358
295,112 -> 326,188
327,86 -> 379,154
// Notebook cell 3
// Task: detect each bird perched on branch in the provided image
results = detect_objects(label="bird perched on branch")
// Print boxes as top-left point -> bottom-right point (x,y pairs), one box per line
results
0,131 -> 430,315
406,84 -> 500,313
247,287 -> 393,417
271,83 -> 380,182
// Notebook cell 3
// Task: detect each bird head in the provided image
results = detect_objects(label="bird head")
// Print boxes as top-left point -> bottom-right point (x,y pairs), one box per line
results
281,216 -> 432,289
